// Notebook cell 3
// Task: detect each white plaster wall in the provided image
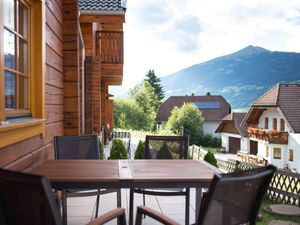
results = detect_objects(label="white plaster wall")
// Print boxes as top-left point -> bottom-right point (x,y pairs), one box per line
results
220,132 -> 247,153
220,133 -> 229,151
257,140 -> 288,169
241,137 -> 249,152
203,121 -> 220,137
287,133 -> 300,172
258,108 -> 291,132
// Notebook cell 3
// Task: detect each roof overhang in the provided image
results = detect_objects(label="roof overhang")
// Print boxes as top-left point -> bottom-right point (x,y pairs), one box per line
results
80,10 -> 125,16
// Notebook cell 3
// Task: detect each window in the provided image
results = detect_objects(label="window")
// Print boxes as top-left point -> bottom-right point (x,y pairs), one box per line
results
272,118 -> 277,130
273,147 -> 281,159
2,0 -> 30,115
264,117 -> 269,129
289,149 -> 293,161
280,119 -> 285,132
0,0 -> 45,148
265,146 -> 269,157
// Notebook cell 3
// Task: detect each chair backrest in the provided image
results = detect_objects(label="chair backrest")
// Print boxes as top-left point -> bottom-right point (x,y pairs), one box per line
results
145,135 -> 188,159
0,169 -> 61,225
197,165 -> 276,225
54,135 -> 100,160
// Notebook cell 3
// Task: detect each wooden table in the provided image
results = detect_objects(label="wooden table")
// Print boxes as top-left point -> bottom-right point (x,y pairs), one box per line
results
29,159 -> 219,225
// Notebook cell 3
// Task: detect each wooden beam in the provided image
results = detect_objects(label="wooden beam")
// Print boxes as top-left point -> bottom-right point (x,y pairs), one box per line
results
80,15 -> 125,24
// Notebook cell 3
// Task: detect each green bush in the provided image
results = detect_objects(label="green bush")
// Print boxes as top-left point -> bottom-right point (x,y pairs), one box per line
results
134,140 -> 145,159
204,151 -> 218,167
109,139 -> 128,159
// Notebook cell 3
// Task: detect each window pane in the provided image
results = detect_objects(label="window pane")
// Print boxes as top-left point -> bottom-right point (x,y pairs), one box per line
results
5,71 -> 16,109
19,76 -> 29,109
19,39 -> 28,74
19,2 -> 28,38
273,147 -> 281,159
4,29 -> 16,69
3,0 -> 15,30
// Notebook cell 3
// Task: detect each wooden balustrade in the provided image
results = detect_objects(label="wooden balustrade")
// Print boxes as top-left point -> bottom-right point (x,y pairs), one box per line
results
250,131 -> 289,144
97,31 -> 123,64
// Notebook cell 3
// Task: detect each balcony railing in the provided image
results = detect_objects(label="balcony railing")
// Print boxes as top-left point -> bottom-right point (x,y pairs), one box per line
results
248,127 -> 289,144
97,31 -> 123,64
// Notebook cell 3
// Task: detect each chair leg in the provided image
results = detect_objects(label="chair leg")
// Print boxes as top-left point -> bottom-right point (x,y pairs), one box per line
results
185,188 -> 190,225
129,188 -> 134,225
95,189 -> 101,218
135,208 -> 143,225
119,212 -> 127,225
143,193 -> 146,218
62,190 -> 68,225
117,189 -> 122,207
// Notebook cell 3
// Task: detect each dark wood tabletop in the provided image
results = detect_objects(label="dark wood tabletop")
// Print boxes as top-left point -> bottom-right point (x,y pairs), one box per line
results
29,159 -> 219,189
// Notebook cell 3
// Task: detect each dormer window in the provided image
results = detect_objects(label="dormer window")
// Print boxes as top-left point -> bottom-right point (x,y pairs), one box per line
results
280,119 -> 285,132
264,117 -> 269,129
272,118 -> 277,130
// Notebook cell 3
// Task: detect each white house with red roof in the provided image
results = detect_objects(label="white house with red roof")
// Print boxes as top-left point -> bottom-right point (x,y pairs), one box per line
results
242,83 -> 300,172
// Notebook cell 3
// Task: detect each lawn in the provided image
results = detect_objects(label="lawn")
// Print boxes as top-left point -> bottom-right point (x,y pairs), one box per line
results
257,198 -> 300,225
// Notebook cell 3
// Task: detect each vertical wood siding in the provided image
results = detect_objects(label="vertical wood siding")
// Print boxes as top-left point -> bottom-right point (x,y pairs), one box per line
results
0,0 -> 64,170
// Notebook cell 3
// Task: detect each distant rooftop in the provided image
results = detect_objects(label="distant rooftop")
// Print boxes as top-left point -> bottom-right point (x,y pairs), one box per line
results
79,0 -> 126,13
156,96 -> 231,122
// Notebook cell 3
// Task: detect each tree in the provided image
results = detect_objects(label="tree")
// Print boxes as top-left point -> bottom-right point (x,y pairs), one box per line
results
204,151 -> 218,167
109,139 -> 128,159
134,140 -> 145,159
206,92 -> 211,96
167,103 -> 204,145
144,69 -> 164,103
113,98 -> 153,130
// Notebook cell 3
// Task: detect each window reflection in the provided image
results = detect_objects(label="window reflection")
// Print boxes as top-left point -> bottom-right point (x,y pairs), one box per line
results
19,76 -> 29,109
4,29 -> 16,69
19,40 -> 28,74
5,72 -> 16,109
19,2 -> 28,38
3,0 -> 15,30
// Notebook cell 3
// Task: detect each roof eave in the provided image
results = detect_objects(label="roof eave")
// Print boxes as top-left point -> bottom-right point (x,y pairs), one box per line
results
80,10 -> 125,16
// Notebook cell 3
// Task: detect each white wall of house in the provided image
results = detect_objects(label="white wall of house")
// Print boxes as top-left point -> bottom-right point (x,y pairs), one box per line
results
258,108 -> 291,132
220,132 -> 249,152
255,107 -> 300,172
203,121 -> 220,137
287,133 -> 300,172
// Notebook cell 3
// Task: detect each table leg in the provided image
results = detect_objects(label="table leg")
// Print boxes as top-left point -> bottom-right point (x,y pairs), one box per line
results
62,189 -> 67,225
129,188 -> 134,225
185,188 -> 190,225
195,187 -> 202,223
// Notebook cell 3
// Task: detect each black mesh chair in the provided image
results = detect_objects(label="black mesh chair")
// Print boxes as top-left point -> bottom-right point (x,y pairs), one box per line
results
135,165 -> 276,225
53,135 -> 121,222
129,135 -> 189,225
0,168 -> 127,225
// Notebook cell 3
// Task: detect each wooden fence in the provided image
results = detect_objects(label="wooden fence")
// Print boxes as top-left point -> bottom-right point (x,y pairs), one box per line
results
189,145 -> 300,206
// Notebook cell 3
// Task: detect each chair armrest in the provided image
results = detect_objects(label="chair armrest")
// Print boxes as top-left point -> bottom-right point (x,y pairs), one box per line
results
86,208 -> 126,225
136,206 -> 180,225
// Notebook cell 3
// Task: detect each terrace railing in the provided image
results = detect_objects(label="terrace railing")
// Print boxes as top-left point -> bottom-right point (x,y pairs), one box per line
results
189,145 -> 300,206
97,31 -> 124,64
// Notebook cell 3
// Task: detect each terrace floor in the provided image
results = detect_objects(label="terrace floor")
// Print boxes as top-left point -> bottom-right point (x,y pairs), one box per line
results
67,188 -> 196,225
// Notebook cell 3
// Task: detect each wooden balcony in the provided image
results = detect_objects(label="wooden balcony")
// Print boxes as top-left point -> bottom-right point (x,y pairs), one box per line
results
250,131 -> 289,144
97,31 -> 123,85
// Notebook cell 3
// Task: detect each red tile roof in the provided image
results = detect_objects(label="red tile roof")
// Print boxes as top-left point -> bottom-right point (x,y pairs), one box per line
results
156,96 -> 231,122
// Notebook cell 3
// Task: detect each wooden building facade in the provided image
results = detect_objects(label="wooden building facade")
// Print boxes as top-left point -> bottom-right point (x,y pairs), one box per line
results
0,0 -> 126,170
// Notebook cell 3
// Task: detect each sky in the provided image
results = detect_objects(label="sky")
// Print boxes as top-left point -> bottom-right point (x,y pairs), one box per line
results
110,0 -> 300,95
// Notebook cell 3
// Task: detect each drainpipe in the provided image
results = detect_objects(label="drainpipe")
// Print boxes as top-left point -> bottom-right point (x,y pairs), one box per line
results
78,14 -> 85,134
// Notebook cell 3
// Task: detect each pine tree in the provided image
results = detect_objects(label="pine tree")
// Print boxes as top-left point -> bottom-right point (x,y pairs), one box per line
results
144,69 -> 165,102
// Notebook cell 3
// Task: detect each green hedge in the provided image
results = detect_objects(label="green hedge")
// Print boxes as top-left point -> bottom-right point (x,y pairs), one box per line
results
109,139 -> 128,159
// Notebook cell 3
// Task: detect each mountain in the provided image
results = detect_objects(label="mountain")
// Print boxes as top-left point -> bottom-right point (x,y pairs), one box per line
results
160,45 -> 300,110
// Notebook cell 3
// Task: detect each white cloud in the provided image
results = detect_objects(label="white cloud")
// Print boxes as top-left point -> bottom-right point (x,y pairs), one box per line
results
111,0 -> 300,95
